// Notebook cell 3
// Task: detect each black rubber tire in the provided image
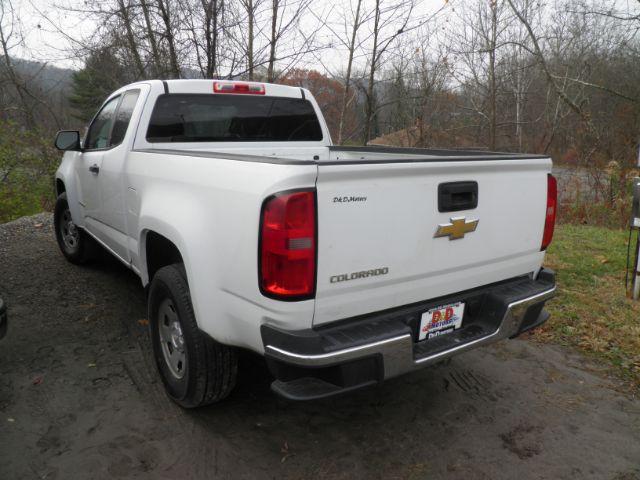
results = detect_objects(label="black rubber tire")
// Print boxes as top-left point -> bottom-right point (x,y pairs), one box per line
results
148,264 -> 238,408
53,192 -> 93,264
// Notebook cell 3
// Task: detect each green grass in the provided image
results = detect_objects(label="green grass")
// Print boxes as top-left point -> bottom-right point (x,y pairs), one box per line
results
535,224 -> 640,391
0,121 -> 59,224
0,173 -> 54,224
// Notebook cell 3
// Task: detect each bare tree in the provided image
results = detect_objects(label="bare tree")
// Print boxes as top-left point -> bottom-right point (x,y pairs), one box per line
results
359,0 -> 417,144
115,0 -> 145,78
179,0 -> 232,78
0,0 -> 64,129
337,0 -> 364,145
407,38 -> 451,146
140,0 -> 164,75
265,0 -> 315,82
506,0 -> 599,142
0,0 -> 33,127
155,0 -> 181,77
487,0 -> 499,150
267,0 -> 278,81
448,0 -> 514,150
236,0 -> 261,79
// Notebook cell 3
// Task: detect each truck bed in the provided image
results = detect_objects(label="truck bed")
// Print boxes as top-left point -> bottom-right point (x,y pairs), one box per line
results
328,145 -> 547,163
134,145 -> 547,165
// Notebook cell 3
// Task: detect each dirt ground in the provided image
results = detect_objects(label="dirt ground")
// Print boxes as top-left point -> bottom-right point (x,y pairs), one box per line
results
0,214 -> 639,480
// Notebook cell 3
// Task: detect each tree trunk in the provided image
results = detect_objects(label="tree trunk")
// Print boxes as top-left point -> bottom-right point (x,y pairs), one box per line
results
211,0 -> 218,76
267,0 -> 279,82
201,0 -> 213,77
488,0 -> 497,150
140,0 -> 163,76
156,0 -> 181,78
117,0 -> 145,78
363,0 -> 381,145
246,0 -> 254,79
200,0 -> 218,77
337,0 -> 363,145
0,20 -> 33,128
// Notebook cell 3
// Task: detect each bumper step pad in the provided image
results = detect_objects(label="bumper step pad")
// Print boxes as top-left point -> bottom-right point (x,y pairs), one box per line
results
272,377 -> 377,401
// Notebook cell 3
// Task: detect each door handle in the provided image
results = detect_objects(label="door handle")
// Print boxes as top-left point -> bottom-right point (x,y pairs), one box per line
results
438,181 -> 478,212
89,164 -> 100,175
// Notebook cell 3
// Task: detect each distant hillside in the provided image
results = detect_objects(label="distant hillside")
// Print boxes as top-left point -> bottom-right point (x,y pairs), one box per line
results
369,123 -> 485,150
4,56 -> 75,96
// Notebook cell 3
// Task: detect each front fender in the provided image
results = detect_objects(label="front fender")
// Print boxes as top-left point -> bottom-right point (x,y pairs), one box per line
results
55,152 -> 84,227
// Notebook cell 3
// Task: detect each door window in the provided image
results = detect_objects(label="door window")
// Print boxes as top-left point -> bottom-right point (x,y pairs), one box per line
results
110,90 -> 141,146
85,96 -> 120,150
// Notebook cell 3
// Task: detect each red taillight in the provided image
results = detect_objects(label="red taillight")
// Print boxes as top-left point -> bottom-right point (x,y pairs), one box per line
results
213,81 -> 265,95
260,190 -> 316,299
541,174 -> 557,251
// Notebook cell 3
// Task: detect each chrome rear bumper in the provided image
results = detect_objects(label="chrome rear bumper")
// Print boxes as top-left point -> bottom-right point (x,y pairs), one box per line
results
262,269 -> 556,400
266,285 -> 555,379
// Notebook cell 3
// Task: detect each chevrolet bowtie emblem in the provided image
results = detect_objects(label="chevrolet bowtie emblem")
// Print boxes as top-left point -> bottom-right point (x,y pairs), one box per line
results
434,217 -> 479,240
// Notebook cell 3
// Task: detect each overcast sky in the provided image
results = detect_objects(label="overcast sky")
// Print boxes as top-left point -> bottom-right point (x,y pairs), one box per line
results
7,0 -> 640,72
8,0 -> 97,68
9,0 -> 449,72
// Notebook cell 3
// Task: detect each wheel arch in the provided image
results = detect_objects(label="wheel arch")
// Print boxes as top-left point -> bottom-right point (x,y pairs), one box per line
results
139,228 -> 187,286
54,158 -> 84,228
55,178 -> 66,197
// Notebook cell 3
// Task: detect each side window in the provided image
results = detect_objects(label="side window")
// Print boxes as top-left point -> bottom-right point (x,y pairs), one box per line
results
110,89 -> 140,146
85,96 -> 120,150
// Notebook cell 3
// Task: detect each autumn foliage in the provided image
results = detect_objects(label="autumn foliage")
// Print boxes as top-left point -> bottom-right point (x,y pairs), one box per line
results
280,69 -> 357,142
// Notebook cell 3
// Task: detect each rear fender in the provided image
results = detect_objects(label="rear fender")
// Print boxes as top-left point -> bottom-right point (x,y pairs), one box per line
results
136,192 -> 219,338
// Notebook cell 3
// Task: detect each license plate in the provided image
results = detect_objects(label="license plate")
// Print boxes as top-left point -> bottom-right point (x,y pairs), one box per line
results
418,301 -> 465,341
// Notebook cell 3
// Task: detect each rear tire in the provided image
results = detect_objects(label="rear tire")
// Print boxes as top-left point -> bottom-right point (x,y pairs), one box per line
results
148,264 -> 238,408
54,193 -> 93,264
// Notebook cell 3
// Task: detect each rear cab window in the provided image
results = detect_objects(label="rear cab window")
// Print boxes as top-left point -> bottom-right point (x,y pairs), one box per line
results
146,94 -> 323,143
110,89 -> 141,146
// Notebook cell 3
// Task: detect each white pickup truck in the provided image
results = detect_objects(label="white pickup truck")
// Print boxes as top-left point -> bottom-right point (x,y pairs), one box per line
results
53,79 -> 557,407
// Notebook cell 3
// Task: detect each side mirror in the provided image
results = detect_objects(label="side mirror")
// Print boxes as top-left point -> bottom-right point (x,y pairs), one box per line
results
55,130 -> 81,151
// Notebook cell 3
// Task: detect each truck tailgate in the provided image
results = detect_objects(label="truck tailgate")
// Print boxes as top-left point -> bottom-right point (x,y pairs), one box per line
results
314,158 -> 551,326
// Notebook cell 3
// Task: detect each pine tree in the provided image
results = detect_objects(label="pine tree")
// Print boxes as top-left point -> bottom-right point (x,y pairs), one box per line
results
69,49 -> 130,122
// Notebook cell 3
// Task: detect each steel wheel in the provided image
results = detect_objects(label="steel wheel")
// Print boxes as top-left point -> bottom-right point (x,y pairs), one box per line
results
59,208 -> 80,251
54,192 -> 93,264
148,263 -> 238,407
158,298 -> 187,379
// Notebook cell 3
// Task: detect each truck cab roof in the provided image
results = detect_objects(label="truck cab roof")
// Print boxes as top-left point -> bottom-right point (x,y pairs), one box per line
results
116,79 -> 307,99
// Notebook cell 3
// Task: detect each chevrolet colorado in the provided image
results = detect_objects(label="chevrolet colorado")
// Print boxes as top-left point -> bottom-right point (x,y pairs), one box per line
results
53,79 -> 557,407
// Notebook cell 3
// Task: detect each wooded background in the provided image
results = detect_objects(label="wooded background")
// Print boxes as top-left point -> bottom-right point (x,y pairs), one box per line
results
1,0 -> 639,224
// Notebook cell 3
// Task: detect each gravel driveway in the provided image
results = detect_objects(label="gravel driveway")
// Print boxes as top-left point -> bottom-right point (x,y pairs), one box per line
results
0,214 -> 639,480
